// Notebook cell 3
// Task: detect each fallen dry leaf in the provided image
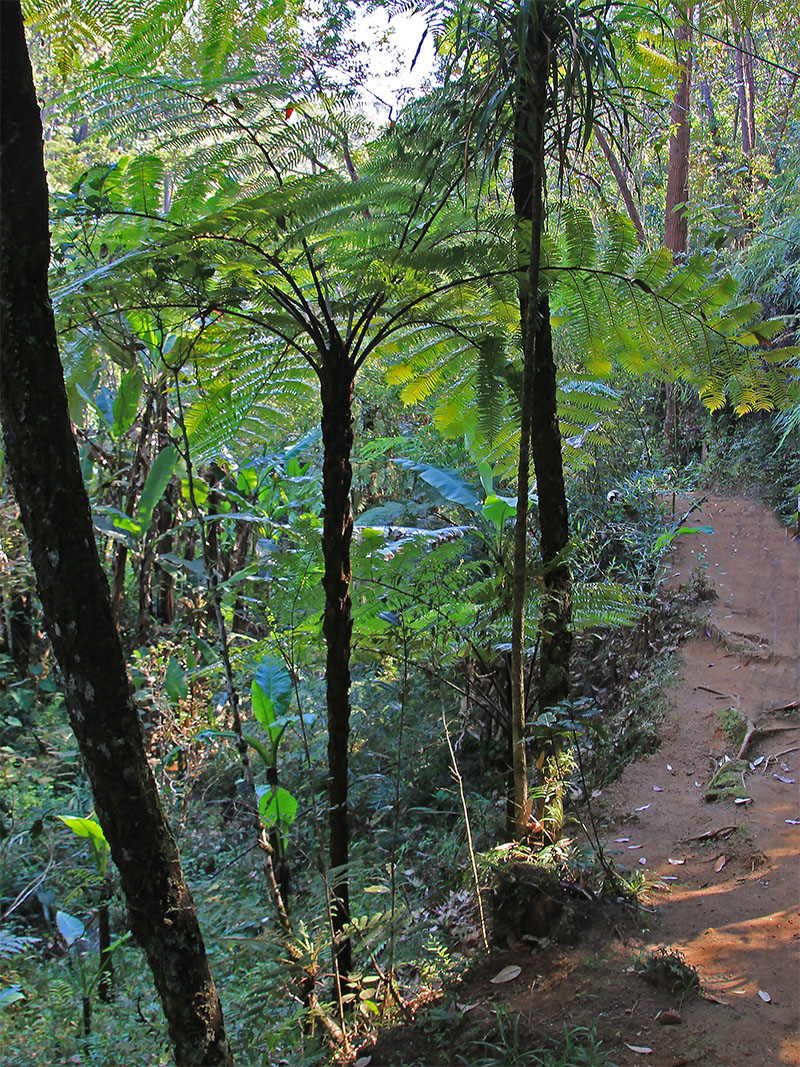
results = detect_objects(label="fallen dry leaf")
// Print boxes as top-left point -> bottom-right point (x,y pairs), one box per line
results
668,857 -> 685,865
624,1043 -> 653,1054
490,965 -> 521,985
715,855 -> 727,872
758,990 -> 771,1002
635,804 -> 651,812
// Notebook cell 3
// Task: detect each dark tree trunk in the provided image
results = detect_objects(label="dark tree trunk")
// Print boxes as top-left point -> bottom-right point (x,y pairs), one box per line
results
509,17 -> 548,839
511,8 -> 572,840
0,7 -> 233,1063
530,294 -> 572,721
319,348 -> 355,985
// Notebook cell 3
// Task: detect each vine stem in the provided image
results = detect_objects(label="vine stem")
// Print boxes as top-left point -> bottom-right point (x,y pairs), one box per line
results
440,699 -> 490,953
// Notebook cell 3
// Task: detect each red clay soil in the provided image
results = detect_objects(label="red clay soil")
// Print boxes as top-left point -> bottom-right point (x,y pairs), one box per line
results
367,496 -> 799,1067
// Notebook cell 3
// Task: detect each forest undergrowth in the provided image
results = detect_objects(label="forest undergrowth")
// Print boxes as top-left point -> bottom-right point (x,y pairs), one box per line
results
1,454 -> 769,1066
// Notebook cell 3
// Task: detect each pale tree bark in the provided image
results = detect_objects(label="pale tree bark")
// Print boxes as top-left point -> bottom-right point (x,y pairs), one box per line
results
663,14 -> 693,458
594,128 -> 647,244
0,7 -> 233,1063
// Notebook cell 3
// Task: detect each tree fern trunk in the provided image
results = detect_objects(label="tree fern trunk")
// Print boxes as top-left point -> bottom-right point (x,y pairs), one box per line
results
0,8 -> 233,1063
512,7 -> 573,840
530,294 -> 572,720
509,14 -> 551,840
319,348 -> 355,987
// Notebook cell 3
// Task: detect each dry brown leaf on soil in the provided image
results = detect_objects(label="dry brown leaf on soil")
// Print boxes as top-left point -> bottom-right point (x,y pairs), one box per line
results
624,1042 -> 654,1054
490,965 -> 521,984
715,855 -> 727,872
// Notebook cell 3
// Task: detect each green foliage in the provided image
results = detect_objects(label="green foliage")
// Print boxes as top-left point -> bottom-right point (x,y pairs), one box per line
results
633,946 -> 700,997
57,816 -> 109,877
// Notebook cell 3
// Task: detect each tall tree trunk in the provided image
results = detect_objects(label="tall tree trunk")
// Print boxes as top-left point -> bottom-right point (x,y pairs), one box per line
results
509,12 -> 552,839
319,348 -> 355,986
0,8 -> 233,1063
664,14 -> 693,458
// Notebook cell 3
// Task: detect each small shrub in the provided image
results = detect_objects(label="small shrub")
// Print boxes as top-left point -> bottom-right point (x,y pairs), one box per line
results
633,946 -> 700,997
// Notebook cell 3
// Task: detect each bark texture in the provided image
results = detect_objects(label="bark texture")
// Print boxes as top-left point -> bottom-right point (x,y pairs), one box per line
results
509,8 -> 572,839
0,7 -> 233,1063
529,294 -> 572,721
664,15 -> 693,458
319,348 -> 355,983
509,16 -> 549,838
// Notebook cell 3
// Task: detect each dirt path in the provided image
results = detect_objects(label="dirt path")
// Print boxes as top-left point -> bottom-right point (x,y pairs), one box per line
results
369,496 -> 799,1066
588,495 -> 800,1065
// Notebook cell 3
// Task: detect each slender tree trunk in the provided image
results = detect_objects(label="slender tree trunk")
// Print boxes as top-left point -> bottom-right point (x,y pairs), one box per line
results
111,392 -> 154,624
743,27 -> 757,153
154,383 -> 177,624
509,13 -> 550,840
97,878 -> 114,1003
594,128 -> 646,244
731,23 -> 751,156
0,8 -> 233,1063
319,348 -> 355,985
664,14 -> 693,458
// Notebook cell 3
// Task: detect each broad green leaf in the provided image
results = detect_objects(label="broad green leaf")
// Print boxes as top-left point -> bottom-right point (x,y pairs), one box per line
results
137,445 -> 179,535
56,910 -> 85,947
111,368 -> 142,439
57,815 -> 108,848
0,986 -> 25,1010
396,459 -> 481,514
482,494 -> 517,529
251,658 -> 293,732
165,657 -> 188,705
258,786 -> 298,829
654,524 -> 714,553
57,815 -> 109,874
